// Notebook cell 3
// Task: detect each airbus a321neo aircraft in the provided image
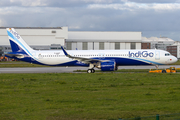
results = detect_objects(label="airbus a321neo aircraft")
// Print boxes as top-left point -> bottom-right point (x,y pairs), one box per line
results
5,28 -> 178,73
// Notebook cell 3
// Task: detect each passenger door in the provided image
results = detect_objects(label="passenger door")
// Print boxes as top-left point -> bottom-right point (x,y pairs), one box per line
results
155,50 -> 160,60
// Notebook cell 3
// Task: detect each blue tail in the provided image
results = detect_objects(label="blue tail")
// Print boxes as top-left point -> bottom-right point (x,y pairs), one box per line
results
5,28 -> 35,59
9,39 -> 24,52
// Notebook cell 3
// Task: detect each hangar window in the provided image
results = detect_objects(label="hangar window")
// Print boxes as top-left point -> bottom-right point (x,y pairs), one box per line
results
115,42 -> 120,50
52,31 -> 56,33
99,42 -> 104,50
82,42 -> 88,50
131,43 -> 136,49
66,42 -> 72,50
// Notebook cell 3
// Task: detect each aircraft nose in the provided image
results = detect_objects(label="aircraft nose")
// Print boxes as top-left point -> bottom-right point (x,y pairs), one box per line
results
171,56 -> 178,63
175,57 -> 178,62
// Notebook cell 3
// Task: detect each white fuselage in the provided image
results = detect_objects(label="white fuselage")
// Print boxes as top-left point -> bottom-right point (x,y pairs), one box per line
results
30,49 -> 177,66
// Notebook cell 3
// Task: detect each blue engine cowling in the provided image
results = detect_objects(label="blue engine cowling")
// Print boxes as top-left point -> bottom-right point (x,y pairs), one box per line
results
101,61 -> 116,71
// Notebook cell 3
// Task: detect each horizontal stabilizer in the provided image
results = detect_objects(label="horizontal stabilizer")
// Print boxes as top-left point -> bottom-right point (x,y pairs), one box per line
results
5,52 -> 24,58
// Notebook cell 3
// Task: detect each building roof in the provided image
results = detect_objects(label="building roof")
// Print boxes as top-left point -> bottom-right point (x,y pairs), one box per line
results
68,31 -> 142,42
142,37 -> 174,42
0,27 -> 62,29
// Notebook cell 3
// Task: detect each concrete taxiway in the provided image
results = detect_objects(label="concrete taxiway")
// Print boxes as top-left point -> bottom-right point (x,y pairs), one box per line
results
0,65 -> 180,73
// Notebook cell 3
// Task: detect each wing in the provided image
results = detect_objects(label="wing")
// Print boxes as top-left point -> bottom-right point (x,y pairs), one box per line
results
61,47 -> 107,64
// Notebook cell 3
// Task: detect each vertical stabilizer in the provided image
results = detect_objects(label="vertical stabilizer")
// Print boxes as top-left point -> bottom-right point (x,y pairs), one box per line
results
6,28 -> 34,53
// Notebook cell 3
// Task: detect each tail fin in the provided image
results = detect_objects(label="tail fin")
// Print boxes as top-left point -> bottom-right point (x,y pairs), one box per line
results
6,28 -> 34,53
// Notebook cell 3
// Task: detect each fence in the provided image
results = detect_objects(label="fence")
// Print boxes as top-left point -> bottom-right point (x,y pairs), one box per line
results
119,113 -> 180,120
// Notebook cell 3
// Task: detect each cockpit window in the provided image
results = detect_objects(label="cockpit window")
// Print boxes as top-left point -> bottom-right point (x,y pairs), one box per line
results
165,53 -> 171,56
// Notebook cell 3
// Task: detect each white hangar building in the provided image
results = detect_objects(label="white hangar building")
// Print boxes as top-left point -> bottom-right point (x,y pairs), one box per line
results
67,31 -> 142,50
0,27 -> 142,55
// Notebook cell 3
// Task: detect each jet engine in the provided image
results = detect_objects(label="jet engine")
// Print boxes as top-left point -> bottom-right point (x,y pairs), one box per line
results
97,61 -> 116,71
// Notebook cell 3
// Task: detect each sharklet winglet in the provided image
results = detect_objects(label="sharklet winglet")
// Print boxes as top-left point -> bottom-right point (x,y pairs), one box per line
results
61,46 -> 69,56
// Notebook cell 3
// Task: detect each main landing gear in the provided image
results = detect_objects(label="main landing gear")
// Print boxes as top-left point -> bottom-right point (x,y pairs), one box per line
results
87,64 -> 95,73
87,69 -> 95,73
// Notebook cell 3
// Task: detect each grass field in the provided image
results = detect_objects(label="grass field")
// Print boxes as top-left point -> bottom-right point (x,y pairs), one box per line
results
0,61 -> 46,68
1,73 -> 180,120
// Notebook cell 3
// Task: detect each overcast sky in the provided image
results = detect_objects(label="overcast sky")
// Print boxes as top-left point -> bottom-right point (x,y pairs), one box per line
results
1,0 -> 180,41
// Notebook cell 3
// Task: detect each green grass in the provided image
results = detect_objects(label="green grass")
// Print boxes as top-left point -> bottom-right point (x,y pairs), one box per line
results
1,73 -> 180,120
0,61 -> 47,67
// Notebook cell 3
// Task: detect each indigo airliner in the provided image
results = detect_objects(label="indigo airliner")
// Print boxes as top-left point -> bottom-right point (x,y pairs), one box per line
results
5,28 -> 177,73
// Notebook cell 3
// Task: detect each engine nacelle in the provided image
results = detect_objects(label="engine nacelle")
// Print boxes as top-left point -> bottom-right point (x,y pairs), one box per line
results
100,61 -> 116,71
